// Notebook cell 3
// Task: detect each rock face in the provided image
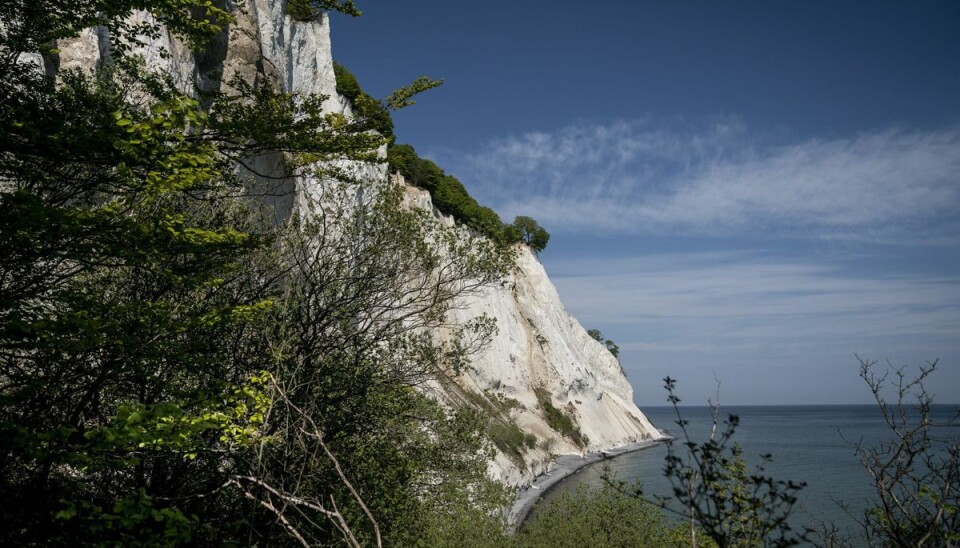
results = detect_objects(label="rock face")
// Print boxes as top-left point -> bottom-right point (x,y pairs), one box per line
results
53,1 -> 662,487
402,188 -> 660,486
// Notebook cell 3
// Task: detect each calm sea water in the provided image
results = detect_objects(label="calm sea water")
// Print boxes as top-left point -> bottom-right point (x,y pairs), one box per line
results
535,405 -> 960,544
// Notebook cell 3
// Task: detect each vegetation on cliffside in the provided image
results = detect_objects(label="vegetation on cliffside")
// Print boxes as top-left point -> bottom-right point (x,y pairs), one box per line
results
332,62 -> 552,252
0,2 -> 515,545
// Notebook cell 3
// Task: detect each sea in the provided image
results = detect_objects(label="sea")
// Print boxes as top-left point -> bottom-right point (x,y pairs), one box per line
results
533,405 -> 960,545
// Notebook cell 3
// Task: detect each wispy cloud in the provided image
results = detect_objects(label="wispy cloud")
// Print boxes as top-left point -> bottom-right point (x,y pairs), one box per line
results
550,251 -> 960,350
431,120 -> 960,242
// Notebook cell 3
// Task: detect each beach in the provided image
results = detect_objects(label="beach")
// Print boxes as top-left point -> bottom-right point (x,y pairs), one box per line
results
508,436 -> 670,529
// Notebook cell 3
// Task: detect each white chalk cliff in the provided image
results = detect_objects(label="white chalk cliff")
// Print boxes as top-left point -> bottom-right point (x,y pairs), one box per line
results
51,0 -> 662,487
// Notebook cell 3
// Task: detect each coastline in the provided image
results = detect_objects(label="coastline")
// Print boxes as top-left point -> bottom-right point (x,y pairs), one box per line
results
507,436 -> 671,530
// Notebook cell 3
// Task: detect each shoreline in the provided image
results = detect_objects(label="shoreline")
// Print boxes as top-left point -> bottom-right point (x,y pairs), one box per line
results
507,436 -> 671,530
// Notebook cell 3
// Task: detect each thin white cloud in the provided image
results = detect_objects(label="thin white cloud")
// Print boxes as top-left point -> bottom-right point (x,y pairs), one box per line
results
549,252 -> 960,348
434,120 -> 960,242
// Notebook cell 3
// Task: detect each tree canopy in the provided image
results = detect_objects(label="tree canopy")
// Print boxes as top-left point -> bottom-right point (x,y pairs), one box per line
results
510,215 -> 551,253
387,144 -> 551,252
0,2 -> 513,544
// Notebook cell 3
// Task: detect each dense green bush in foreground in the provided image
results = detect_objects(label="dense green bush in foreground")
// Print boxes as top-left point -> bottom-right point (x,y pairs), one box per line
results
518,484 -> 693,548
0,2 -> 513,545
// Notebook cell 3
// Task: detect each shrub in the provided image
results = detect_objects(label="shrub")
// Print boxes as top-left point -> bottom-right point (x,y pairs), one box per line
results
287,0 -> 362,21
488,421 -> 537,467
519,482 -> 690,547
533,387 -> 588,448
333,62 -> 394,138
286,0 -> 316,21
387,143 -> 551,251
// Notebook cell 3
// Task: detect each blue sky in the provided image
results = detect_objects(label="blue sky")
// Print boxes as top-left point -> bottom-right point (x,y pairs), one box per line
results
330,1 -> 960,405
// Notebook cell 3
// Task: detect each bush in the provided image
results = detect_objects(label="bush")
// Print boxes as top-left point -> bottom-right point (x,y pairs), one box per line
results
388,144 -> 507,241
333,62 -> 394,138
286,0 -> 316,21
534,387 -> 588,448
287,0 -> 362,21
387,143 -> 551,251
519,482 -> 690,547
488,422 -> 537,467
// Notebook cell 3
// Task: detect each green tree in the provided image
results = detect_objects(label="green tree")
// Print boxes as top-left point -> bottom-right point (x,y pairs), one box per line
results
511,215 -> 550,253
1,1 -> 502,545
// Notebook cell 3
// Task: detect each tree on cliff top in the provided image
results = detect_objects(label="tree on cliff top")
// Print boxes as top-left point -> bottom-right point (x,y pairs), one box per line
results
588,328 -> 620,360
510,215 -> 551,253
288,0 -> 363,21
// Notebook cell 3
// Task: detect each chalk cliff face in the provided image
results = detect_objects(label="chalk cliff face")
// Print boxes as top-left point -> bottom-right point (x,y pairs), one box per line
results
53,0 -> 661,486
403,186 -> 660,485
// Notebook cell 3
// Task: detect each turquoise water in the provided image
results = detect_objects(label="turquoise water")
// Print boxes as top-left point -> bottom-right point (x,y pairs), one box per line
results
535,405 -> 959,544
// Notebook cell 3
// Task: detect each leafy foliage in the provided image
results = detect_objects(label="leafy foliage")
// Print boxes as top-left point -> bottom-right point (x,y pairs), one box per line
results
386,75 -> 444,110
252,182 -> 513,545
488,421 -> 538,467
287,0 -> 363,21
387,144 -> 506,238
519,482 -> 692,548
0,2 -> 512,546
510,215 -> 550,253
588,328 -> 620,359
334,61 -> 396,138
0,0 -> 233,55
534,386 -> 588,448
387,143 -> 551,252
651,378 -> 809,548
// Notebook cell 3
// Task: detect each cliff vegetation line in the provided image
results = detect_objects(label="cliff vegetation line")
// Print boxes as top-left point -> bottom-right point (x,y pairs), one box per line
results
330,61 -> 551,252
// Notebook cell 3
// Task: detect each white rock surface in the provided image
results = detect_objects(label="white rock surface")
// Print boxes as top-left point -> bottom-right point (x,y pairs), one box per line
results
53,1 -> 663,488
403,184 -> 661,485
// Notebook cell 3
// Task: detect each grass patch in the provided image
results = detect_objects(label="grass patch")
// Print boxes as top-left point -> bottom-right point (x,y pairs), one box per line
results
534,386 -> 589,448
487,421 -> 537,467
460,388 -> 537,467
333,62 -> 394,138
